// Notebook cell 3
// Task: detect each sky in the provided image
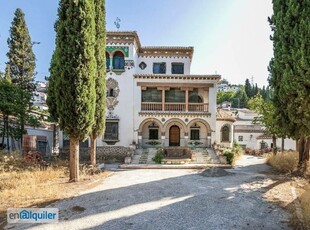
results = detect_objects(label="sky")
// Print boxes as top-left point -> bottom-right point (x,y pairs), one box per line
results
0,0 -> 273,87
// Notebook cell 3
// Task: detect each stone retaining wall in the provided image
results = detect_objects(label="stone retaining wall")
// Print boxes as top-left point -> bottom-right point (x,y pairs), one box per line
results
163,147 -> 192,158
59,146 -> 133,163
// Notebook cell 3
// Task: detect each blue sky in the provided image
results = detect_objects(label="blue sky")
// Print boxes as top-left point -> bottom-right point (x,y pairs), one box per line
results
0,0 -> 273,86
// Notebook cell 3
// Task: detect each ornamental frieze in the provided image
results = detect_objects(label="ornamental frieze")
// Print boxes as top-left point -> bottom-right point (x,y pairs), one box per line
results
125,60 -> 135,69
106,78 -> 120,111
106,46 -> 129,57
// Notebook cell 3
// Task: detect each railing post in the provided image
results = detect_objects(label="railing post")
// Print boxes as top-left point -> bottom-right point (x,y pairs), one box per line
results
185,90 -> 188,112
162,89 -> 165,111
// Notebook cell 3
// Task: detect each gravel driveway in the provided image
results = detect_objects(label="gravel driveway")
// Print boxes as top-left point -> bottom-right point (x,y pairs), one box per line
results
7,155 -> 290,230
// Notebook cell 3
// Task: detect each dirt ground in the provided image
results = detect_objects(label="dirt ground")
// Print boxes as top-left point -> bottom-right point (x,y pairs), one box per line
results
264,175 -> 310,229
0,171 -> 113,229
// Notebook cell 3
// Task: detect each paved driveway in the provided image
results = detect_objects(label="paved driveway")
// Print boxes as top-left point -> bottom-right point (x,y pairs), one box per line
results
7,156 -> 290,230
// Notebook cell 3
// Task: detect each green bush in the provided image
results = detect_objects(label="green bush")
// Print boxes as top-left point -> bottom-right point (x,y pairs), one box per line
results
232,140 -> 242,154
153,149 -> 164,164
223,150 -> 234,164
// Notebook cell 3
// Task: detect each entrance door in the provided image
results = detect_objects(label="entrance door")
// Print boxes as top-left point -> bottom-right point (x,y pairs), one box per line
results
169,125 -> 180,146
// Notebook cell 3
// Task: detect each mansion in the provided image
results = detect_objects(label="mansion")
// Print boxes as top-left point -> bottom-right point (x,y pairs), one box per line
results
60,31 -> 219,149
58,31 -> 296,151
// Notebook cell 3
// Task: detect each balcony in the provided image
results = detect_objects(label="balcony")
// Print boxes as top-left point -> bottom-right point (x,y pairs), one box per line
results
141,102 -> 208,112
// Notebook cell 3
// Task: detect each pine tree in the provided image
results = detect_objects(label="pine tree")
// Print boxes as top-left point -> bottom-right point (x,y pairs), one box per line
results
6,8 -> 36,144
232,88 -> 248,108
0,79 -> 25,151
4,64 -> 12,82
269,0 -> 310,173
54,0 -> 96,182
90,0 -> 106,166
7,8 -> 36,93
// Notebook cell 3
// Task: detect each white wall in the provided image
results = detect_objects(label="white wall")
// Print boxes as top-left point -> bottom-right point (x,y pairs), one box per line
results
256,138 -> 296,150
234,132 -> 262,149
136,56 -> 191,75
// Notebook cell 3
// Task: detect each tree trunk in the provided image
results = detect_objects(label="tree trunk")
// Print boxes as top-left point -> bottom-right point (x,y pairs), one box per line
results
1,115 -> 7,147
69,137 -> 79,182
297,136 -> 310,175
52,124 -> 59,156
272,134 -> 277,155
296,140 -> 299,152
5,116 -> 10,152
20,119 -> 24,153
1,129 -> 4,147
281,136 -> 285,152
90,134 -> 96,166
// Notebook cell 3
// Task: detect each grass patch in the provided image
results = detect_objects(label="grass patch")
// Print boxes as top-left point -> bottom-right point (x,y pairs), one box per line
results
266,151 -> 298,174
0,151 -> 110,215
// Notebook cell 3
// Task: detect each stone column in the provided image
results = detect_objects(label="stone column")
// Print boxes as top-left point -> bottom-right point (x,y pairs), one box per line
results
162,89 -> 165,111
230,124 -> 234,148
109,55 -> 113,69
185,90 -> 189,112
138,132 -> 142,148
161,132 -> 165,147
184,132 -> 189,147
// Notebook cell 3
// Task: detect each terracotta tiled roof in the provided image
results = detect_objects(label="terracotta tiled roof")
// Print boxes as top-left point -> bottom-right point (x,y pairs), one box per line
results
216,109 -> 236,122
256,135 -> 273,140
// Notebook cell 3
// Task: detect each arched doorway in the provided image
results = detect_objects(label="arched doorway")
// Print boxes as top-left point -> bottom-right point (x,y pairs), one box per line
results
169,125 -> 180,146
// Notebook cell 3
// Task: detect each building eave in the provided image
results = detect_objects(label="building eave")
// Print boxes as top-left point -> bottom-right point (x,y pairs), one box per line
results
134,74 -> 221,81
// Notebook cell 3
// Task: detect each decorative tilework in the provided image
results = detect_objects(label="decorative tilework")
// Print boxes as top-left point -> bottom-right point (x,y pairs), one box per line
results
106,46 -> 129,57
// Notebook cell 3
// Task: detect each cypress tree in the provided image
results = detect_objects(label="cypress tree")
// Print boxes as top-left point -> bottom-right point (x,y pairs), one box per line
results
54,0 -> 96,182
46,51 -> 59,122
269,0 -> 310,173
90,0 -> 106,166
6,8 -> 36,144
244,78 -> 252,98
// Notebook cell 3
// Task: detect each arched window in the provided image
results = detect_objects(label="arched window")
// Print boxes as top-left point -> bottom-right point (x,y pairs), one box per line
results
221,125 -> 230,142
113,51 -> 125,70
108,89 -> 114,97
106,52 -> 110,70
189,89 -> 203,103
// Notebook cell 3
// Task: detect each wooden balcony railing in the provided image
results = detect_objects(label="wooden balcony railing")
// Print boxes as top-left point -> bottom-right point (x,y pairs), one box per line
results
141,102 -> 162,111
141,102 -> 209,112
165,103 -> 186,111
188,103 -> 209,112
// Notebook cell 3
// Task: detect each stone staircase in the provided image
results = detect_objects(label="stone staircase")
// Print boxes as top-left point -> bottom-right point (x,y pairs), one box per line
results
146,148 -> 156,164
206,148 -> 221,164
131,148 -> 220,165
131,149 -> 142,164
194,150 -> 211,163
131,148 -> 156,164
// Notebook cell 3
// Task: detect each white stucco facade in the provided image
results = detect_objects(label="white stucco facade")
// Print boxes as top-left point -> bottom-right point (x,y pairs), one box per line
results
216,108 -> 297,151
91,31 -> 220,149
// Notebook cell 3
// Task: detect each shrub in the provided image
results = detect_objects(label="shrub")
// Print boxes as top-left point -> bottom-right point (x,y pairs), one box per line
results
153,149 -> 164,164
223,150 -> 234,164
232,140 -> 242,154
266,151 -> 298,173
